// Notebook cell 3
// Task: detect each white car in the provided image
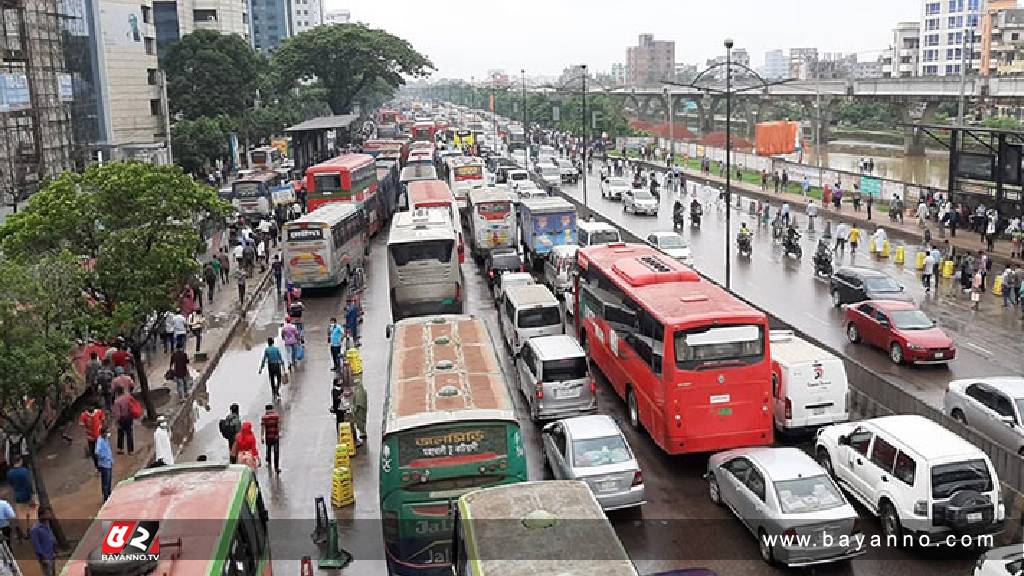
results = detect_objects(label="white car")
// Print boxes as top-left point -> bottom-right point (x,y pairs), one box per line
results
623,188 -> 658,215
646,231 -> 692,265
537,164 -> 561,188
944,377 -> 1024,456
494,271 -> 535,306
974,544 -> 1023,575
600,177 -> 631,200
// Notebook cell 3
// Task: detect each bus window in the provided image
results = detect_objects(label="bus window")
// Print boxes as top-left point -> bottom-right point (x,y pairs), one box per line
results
223,522 -> 257,576
389,240 -> 454,265
315,173 -> 343,193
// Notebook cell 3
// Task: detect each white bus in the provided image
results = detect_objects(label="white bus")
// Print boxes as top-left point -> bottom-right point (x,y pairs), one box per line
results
282,202 -> 366,288
387,208 -> 464,321
466,188 -> 515,261
445,156 -> 486,211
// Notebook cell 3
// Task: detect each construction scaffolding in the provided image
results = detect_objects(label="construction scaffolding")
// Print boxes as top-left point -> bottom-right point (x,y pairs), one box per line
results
0,0 -> 74,209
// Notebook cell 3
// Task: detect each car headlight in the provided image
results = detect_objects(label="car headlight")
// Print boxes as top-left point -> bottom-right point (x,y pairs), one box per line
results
907,343 -> 924,350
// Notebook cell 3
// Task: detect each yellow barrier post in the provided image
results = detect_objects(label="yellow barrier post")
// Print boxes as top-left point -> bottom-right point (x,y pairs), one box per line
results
337,422 -> 355,457
895,245 -> 905,265
914,251 -> 925,270
331,466 -> 354,507
942,260 -> 954,278
881,240 -> 891,258
994,275 -> 1004,296
868,238 -> 877,253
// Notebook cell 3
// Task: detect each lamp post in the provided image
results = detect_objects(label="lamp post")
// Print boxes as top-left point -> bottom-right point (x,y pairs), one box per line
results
664,87 -> 674,165
581,64 -> 588,207
724,38 -> 733,291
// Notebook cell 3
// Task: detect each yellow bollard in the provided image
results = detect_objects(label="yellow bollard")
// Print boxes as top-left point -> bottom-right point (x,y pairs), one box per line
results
337,422 -> 355,456
895,245 -> 905,265
881,240 -> 891,258
868,238 -> 877,253
331,466 -> 354,507
914,251 -> 925,270
994,274 -> 1004,296
942,260 -> 954,278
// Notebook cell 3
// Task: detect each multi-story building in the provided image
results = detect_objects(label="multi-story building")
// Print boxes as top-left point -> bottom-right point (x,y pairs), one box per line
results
852,58 -> 885,78
762,49 -> 788,79
152,0 -> 249,61
789,47 -> 818,79
918,0 -> 983,77
324,7 -> 349,24
704,48 -> 750,81
626,33 -> 675,86
981,0 -> 1017,75
674,62 -> 698,84
883,21 -> 921,78
250,0 -> 289,53
288,0 -> 321,35
610,62 -> 626,85
558,64 -> 588,86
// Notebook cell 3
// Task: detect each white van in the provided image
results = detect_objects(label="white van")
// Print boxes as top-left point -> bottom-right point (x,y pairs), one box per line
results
769,330 -> 850,434
577,220 -> 621,247
516,335 -> 596,421
499,284 -> 563,356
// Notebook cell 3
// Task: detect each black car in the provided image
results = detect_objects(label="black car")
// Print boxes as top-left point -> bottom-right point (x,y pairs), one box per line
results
829,266 -> 913,307
484,248 -> 524,287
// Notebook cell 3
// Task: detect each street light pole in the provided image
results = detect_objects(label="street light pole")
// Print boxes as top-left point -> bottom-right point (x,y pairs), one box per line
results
957,27 -> 975,126
582,64 -> 588,207
724,38 -> 733,291
664,87 -> 674,164
521,69 -> 527,130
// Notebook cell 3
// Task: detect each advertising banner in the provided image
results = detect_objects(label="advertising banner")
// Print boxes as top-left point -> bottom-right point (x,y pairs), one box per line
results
0,73 -> 30,112
101,3 -> 143,47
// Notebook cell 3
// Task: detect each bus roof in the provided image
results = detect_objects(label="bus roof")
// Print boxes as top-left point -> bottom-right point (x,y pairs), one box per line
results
62,464 -> 253,576
400,165 -> 438,182
384,315 -> 514,435
467,188 -> 512,204
446,156 -> 484,167
234,170 -> 280,184
389,209 -> 456,243
305,153 -> 374,173
579,243 -> 766,326
408,179 -> 454,205
286,201 -> 360,226
458,481 -> 639,576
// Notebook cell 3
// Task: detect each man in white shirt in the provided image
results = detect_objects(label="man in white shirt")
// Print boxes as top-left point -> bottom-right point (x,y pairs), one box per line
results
152,416 -> 174,466
833,222 -> 850,254
922,252 -> 937,293
232,242 -> 244,265
171,309 -> 187,350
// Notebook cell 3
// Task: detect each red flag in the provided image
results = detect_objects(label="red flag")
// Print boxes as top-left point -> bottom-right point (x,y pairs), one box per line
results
489,94 -> 495,112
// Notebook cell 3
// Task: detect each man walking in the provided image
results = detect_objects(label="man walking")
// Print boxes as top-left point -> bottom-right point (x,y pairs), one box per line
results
6,456 -> 33,538
328,317 -> 344,372
259,337 -> 285,400
169,344 -> 190,401
29,508 -> 57,576
219,404 -> 241,461
218,248 -> 230,285
0,492 -> 16,542
260,404 -> 281,473
78,403 -> 104,468
345,299 -> 360,346
203,261 -> 218,304
922,250 -> 937,294
153,416 -> 174,467
353,380 -> 367,447
865,194 -> 874,221
271,254 -> 283,297
95,427 -> 113,501
171,308 -> 187,350
235,267 -> 247,304
112,386 -> 138,454
834,222 -> 850,255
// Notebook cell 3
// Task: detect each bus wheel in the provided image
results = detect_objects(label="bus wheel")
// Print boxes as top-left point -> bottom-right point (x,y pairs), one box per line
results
626,387 -> 640,430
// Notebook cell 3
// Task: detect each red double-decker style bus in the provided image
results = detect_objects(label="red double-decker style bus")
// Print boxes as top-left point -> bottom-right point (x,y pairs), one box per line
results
304,154 -> 381,235
575,243 -> 773,454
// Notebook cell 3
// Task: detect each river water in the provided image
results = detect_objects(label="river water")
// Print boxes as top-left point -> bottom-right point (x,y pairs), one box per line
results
805,140 -> 950,189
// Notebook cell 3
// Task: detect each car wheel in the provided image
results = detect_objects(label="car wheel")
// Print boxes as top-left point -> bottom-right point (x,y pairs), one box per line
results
889,342 -> 904,365
831,289 -> 842,307
816,447 -> 834,477
758,528 -> 776,566
952,409 -> 968,426
707,472 -> 722,505
880,501 -> 903,543
626,387 -> 640,430
846,323 -> 860,343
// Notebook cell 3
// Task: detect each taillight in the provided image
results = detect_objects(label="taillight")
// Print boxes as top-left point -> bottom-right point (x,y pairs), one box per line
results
589,375 -> 597,393
913,500 -> 928,516
520,265 -> 525,272
535,380 -> 544,399
852,516 -> 863,535
782,528 -> 797,538
784,397 -> 792,420
455,282 -> 462,302
631,470 -> 643,487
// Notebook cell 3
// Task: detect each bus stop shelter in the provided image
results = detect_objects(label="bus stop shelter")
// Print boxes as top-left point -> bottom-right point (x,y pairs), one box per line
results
285,114 -> 359,174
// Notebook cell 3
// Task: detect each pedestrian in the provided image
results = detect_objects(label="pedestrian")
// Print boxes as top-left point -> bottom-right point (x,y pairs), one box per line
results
801,176 -> 810,197
203,261 -> 218,304
345,298 -> 360,346
95,428 -> 113,501
833,186 -> 843,211
188,307 -> 205,353
271,254 -> 283,296
112,386 -> 140,454
848,226 -> 861,256
865,193 -> 874,221
330,378 -> 348,428
111,366 -> 135,396
781,203 -> 791,227
218,248 -> 230,285
922,226 -> 932,251
0,493 -> 15,542
171,308 -> 187,350
328,317 -> 344,372
95,359 -> 114,412
772,171 -> 780,193
6,456 -> 33,538
806,199 -> 818,229
146,415 -> 173,467
761,170 -> 768,191
1002,266 -> 1016,308
923,251 -> 936,293
781,169 -> 789,190
916,200 -> 929,228
259,337 -> 284,400
352,380 -> 367,447
852,186 -> 862,212
972,269 -> 984,310
235,267 -> 247,303
260,404 -> 281,473
986,215 -> 998,252
231,422 -> 260,470
256,237 -> 267,273
930,245 -> 943,291
281,317 -> 301,369
981,251 -> 993,290
84,351 -> 101,395
78,403 -> 104,468
169,344 -> 190,401
29,508 -> 56,576
219,404 -> 241,461
110,339 -> 133,374
833,222 -> 850,254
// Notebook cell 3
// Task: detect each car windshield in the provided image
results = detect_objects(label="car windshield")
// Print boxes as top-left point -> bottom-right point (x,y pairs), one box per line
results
491,254 -> 522,270
865,277 -> 901,292
518,305 -> 561,329
609,178 -> 628,187
656,235 -> 686,248
634,190 -> 654,200
931,459 -> 993,499
590,230 -> 621,245
541,166 -> 559,176
890,309 -> 934,330
773,475 -> 845,514
1017,399 -> 1024,421
572,435 -> 632,468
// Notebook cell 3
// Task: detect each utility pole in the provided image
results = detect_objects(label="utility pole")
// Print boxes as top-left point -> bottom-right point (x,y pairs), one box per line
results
724,38 -> 733,291
582,64 -> 588,207
664,87 -> 674,163
957,27 -> 975,126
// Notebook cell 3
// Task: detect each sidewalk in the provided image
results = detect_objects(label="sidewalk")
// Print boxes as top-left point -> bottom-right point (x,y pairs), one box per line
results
612,152 -> 1023,268
9,232 -> 276,574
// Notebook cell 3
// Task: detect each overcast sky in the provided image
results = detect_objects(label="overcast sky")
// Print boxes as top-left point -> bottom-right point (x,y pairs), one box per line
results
333,0 -> 922,79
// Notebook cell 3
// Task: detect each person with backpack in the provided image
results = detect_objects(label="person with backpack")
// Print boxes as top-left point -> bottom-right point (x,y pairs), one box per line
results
111,386 -> 141,454
95,359 -> 115,413
219,404 -> 241,461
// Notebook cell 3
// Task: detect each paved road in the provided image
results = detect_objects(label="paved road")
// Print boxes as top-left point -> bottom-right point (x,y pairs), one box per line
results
558,169 -> 1023,411
175,224 -> 984,575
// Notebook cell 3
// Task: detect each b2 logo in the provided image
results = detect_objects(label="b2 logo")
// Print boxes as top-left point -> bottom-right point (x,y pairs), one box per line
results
101,521 -> 160,560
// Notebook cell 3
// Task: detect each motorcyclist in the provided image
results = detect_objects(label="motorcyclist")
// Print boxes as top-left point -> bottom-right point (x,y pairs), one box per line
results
690,197 -> 702,216
785,223 -> 800,250
737,222 -> 752,252
673,199 -> 685,217
814,240 -> 833,273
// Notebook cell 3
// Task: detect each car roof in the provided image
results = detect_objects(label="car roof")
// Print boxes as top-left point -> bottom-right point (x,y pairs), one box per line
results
868,415 -> 985,460
863,299 -> 918,312
578,220 -> 617,231
561,414 -> 622,440
528,334 -> 585,360
505,284 -> 558,306
500,271 -> 533,282
736,447 -> 824,480
953,377 -> 1024,398
649,231 -> 681,238
837,266 -> 889,279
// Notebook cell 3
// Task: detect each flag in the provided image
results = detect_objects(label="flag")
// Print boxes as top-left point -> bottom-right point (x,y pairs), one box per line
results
489,94 -> 494,112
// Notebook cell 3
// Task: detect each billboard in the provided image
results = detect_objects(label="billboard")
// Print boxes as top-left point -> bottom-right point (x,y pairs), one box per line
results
58,73 -> 73,102
0,73 -> 30,112
101,3 -> 143,47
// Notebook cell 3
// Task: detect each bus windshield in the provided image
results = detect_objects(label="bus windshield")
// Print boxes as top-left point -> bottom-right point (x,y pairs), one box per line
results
315,173 -> 343,193
390,239 -> 454,265
674,324 -> 765,370
477,202 -> 510,216
233,181 -> 263,197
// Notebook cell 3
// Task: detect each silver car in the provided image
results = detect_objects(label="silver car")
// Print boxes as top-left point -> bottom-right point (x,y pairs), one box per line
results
646,231 -> 693,265
706,447 -> 865,567
944,377 -> 1024,455
541,415 -> 644,511
623,188 -> 658,215
601,177 -> 630,200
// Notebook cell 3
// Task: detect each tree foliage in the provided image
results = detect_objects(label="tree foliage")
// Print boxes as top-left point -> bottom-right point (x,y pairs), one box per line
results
270,23 -> 434,114
163,30 -> 263,120
172,116 -> 229,175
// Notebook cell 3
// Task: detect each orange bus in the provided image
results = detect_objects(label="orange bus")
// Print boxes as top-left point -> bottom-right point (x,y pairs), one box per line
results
575,243 -> 773,454
304,153 -> 381,234
404,179 -> 465,264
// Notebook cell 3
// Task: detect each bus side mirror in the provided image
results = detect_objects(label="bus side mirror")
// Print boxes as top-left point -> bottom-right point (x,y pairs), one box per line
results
385,324 -> 393,339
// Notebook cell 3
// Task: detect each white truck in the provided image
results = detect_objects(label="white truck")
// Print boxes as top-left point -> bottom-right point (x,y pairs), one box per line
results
769,330 -> 850,435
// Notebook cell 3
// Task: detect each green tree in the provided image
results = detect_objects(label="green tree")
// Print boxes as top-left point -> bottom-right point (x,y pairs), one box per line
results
163,30 -> 263,120
0,162 -> 230,420
270,23 -> 434,114
0,252 -> 89,547
171,116 -> 229,175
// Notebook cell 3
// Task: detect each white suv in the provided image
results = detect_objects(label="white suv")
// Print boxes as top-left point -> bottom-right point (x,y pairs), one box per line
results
815,414 -> 1005,545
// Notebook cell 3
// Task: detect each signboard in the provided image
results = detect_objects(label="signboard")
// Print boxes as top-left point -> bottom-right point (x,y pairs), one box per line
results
58,73 -> 73,102
0,73 -> 29,112
859,176 -> 882,198
551,105 -> 560,122
958,152 -> 995,181
398,425 -> 507,466
287,228 -> 324,242
614,136 -> 655,151
100,3 -> 143,47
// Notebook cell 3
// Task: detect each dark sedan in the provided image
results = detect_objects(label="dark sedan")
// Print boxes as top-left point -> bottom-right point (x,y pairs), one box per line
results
485,248 -> 524,288
829,266 -> 913,307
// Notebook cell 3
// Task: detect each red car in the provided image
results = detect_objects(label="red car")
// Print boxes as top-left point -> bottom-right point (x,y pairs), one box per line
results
844,299 -> 955,365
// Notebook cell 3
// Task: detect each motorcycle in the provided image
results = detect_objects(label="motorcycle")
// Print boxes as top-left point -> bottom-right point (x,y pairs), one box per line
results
813,248 -> 834,276
737,233 -> 752,257
771,220 -> 784,242
783,234 -> 803,259
673,208 -> 685,230
690,206 -> 702,228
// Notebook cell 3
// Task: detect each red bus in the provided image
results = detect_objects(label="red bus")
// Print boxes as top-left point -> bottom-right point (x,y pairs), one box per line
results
412,120 -> 437,142
304,154 -> 381,234
363,138 -> 410,164
378,108 -> 399,124
575,243 -> 773,454
404,179 -> 465,264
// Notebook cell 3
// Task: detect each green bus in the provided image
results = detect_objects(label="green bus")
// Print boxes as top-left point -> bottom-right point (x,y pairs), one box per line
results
381,315 -> 527,576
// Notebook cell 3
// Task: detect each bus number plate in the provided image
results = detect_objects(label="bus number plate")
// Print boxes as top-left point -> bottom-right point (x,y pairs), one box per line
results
717,408 -> 733,416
